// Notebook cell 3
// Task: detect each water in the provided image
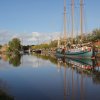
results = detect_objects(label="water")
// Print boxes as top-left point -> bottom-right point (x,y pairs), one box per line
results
0,53 -> 100,100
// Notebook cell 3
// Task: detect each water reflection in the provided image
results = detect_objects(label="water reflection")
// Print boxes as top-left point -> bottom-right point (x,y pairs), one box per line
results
7,54 -> 21,67
0,53 -> 100,85
57,57 -> 100,100
58,57 -> 100,82
33,54 -> 100,100
0,89 -> 14,100
32,53 -> 58,65
0,79 -> 14,100
0,54 -> 21,67
0,53 -> 100,100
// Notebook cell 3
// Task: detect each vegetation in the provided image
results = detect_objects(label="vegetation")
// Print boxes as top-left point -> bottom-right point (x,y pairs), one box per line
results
32,53 -> 58,65
71,28 -> 100,44
7,38 -> 21,54
7,54 -> 21,67
0,28 -> 100,52
0,45 -> 2,49
31,28 -> 100,50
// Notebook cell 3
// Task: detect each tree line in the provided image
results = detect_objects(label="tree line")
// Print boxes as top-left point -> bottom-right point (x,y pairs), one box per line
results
31,28 -> 100,50
0,28 -> 100,53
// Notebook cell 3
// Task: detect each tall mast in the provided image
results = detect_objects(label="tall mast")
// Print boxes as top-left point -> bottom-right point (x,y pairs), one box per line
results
57,37 -> 60,48
71,0 -> 74,44
80,0 -> 83,41
64,0 -> 67,47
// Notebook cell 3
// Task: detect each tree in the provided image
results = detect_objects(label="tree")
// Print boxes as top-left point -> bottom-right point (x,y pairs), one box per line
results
0,45 -> 2,49
92,29 -> 100,41
8,38 -> 21,54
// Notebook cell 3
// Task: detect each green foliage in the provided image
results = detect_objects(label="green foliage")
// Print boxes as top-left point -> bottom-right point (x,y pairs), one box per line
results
32,53 -> 58,65
0,45 -> 2,49
31,28 -> 100,50
32,41 -> 57,50
71,29 -> 100,44
7,54 -> 21,67
32,44 -> 49,50
92,29 -> 100,40
8,38 -> 21,53
86,29 -> 100,42
49,40 -> 57,48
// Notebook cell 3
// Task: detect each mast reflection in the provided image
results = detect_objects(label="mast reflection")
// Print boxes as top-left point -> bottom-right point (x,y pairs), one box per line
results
57,57 -> 100,100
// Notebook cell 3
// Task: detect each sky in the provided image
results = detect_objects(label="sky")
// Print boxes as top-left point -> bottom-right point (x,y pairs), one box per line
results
0,0 -> 100,45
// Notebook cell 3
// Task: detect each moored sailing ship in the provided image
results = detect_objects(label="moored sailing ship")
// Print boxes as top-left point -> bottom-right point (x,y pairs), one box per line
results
56,0 -> 96,59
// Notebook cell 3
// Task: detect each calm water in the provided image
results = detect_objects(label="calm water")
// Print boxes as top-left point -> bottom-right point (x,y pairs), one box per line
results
0,53 -> 100,100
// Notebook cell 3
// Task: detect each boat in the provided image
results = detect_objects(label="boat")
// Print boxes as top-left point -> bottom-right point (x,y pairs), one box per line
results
56,46 -> 96,59
56,0 -> 96,59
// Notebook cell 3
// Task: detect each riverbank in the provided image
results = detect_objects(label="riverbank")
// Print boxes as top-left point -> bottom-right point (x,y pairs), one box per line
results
97,52 -> 100,58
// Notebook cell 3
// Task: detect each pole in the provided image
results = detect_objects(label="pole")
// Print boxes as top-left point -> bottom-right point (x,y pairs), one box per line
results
71,0 -> 74,44
64,0 -> 67,47
80,0 -> 83,42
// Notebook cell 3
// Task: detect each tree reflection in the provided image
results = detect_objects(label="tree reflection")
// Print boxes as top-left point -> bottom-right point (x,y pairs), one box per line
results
92,70 -> 100,84
0,79 -> 14,100
0,89 -> 14,100
32,53 -> 58,65
0,53 -> 21,67
7,54 -> 21,67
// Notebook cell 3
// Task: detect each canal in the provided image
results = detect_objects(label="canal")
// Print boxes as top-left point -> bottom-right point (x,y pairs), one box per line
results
0,53 -> 100,100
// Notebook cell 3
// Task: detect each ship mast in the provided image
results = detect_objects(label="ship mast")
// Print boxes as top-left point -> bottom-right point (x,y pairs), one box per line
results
80,0 -> 83,42
71,0 -> 74,44
64,0 -> 67,47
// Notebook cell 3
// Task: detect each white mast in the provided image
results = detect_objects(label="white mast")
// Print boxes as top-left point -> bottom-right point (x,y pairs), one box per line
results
64,0 -> 67,47
71,0 -> 74,44
80,0 -> 83,42
57,37 -> 60,48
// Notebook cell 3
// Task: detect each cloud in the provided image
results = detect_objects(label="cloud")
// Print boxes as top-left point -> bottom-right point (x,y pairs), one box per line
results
0,29 -> 61,45
0,30 -> 14,44
19,31 -> 61,45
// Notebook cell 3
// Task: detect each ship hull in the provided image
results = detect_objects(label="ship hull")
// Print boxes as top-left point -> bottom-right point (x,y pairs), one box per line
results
56,49 -> 95,59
